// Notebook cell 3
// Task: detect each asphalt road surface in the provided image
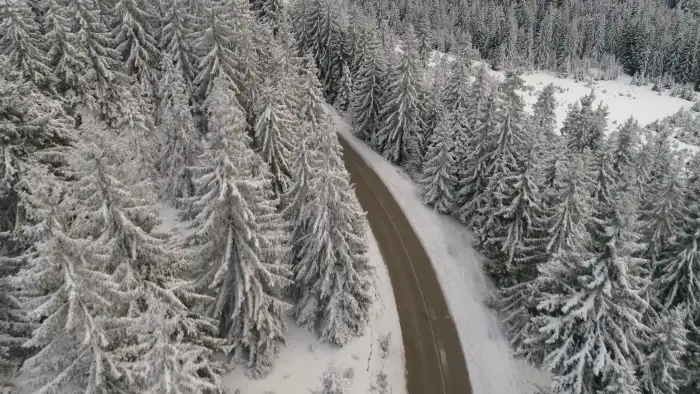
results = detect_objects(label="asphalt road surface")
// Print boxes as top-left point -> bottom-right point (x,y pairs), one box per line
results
338,135 -> 473,394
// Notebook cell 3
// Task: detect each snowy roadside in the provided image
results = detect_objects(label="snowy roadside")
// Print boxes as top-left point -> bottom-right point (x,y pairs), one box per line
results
155,203 -> 406,394
221,221 -> 406,394
331,109 -> 551,394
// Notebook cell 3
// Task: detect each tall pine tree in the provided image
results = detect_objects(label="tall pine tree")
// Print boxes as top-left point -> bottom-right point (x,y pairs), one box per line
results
182,79 -> 290,378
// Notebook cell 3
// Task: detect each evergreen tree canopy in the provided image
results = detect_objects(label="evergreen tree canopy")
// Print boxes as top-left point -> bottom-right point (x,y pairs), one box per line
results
110,0 -> 160,87
420,114 -> 457,214
292,123 -> 373,346
374,35 -> 425,168
533,193 -> 649,394
351,30 -> 385,142
183,79 -> 291,378
0,0 -> 51,84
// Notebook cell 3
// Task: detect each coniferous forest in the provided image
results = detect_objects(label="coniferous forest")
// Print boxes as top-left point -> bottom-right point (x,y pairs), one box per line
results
2,0 -> 700,393
0,0 -> 376,391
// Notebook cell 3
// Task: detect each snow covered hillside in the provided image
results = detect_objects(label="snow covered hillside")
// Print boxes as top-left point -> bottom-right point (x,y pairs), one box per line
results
519,73 -> 694,132
332,110 -> 551,394
222,223 -> 406,394
431,52 -> 696,135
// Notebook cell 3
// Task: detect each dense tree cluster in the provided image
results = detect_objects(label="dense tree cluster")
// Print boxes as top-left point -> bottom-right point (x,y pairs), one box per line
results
3,0 -> 700,392
0,0 -> 374,391
298,1 -> 700,388
351,0 -> 700,88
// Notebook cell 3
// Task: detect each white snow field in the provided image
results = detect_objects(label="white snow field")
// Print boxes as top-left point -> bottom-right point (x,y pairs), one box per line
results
429,51 -> 695,134
222,223 -> 407,394
332,109 -> 551,394
519,72 -> 694,132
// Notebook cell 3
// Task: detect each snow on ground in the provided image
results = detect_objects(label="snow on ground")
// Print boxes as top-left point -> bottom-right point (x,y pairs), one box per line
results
427,50 -> 695,135
222,222 -> 406,394
519,72 -> 694,132
331,110 -> 551,394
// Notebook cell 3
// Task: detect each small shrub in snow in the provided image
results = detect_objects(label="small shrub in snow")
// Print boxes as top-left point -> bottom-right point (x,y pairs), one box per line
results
372,370 -> 389,394
378,332 -> 392,358
670,83 -> 695,101
343,367 -> 355,380
312,362 -> 351,394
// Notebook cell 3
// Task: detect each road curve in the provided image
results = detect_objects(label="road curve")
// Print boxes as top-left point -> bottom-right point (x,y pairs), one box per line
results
338,134 -> 473,394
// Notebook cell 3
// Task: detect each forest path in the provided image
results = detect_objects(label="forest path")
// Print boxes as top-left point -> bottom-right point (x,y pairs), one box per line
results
338,134 -> 473,394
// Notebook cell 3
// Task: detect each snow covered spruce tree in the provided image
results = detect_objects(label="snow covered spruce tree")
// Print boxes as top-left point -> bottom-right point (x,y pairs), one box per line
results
351,29 -> 386,142
182,78 -> 291,378
292,57 -> 329,138
639,306 -> 689,394
191,6 -> 247,103
443,61 -> 472,176
486,148 -> 544,283
464,66 -> 493,134
418,61 -> 448,160
110,0 -> 160,89
531,83 -> 558,140
420,114 -> 457,215
292,0 -> 344,101
682,153 -> 700,221
291,118 -> 374,346
42,0 -> 90,95
13,117 -> 226,393
68,131 -> 226,392
591,146 -> 618,217
335,62 -> 353,112
531,192 -> 650,394
0,67 -> 75,380
11,198 -> 121,393
250,0 -> 285,36
449,66 -> 491,184
636,124 -> 675,199
454,86 -> 500,223
638,157 -> 687,265
159,0 -> 198,92
656,207 -> 700,315
540,153 -> 593,259
0,59 -> 75,335
561,91 -> 608,154
254,82 -> 296,199
157,55 -> 201,203
58,0 -> 125,120
111,84 -> 160,184
282,137 -> 316,277
608,117 -> 642,186
374,33 -> 425,170
0,0 -> 51,85
443,61 -> 471,113
490,154 -> 592,367
458,74 -> 529,245
0,63 -> 73,245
